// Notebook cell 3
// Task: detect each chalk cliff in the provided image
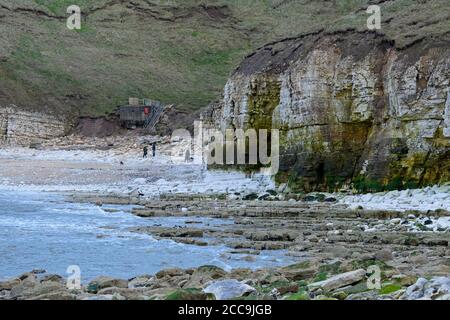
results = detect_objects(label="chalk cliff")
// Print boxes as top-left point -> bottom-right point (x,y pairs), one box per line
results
207,31 -> 450,192
0,106 -> 66,145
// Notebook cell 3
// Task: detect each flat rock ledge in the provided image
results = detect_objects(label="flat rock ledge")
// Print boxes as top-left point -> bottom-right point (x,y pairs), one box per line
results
1,261 -> 449,300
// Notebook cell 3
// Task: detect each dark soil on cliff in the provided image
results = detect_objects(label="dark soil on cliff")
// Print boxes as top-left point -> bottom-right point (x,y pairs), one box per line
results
75,115 -> 124,137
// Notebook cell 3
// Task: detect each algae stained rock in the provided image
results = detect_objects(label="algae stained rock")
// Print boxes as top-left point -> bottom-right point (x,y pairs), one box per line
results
205,32 -> 450,191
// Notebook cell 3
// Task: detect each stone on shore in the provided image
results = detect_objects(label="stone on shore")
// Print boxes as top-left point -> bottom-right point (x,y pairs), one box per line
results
401,277 -> 450,300
203,279 -> 256,300
87,277 -> 128,293
0,278 -> 21,291
280,261 -> 318,281
182,265 -> 227,289
156,268 -> 186,279
11,281 -> 67,300
244,230 -> 297,242
308,269 -> 367,292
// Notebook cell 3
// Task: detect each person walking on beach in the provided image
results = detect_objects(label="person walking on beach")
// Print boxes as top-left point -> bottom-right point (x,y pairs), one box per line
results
152,142 -> 156,157
143,146 -> 148,159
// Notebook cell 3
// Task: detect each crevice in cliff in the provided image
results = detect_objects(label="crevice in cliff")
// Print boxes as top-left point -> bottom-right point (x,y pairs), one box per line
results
350,124 -> 374,183
418,148 -> 433,186
419,117 -> 448,185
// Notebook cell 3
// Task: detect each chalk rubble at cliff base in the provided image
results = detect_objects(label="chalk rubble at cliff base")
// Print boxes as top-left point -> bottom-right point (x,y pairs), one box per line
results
0,142 -> 448,214
340,185 -> 450,212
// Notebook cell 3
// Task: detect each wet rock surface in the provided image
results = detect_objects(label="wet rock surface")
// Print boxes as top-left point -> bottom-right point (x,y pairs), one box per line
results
0,135 -> 448,300
1,195 -> 448,300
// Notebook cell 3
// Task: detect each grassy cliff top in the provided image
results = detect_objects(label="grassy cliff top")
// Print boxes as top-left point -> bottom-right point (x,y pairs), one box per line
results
0,0 -> 448,117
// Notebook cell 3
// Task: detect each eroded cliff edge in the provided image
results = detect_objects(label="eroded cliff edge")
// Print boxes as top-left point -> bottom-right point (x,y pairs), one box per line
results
206,31 -> 450,192
0,106 -> 67,145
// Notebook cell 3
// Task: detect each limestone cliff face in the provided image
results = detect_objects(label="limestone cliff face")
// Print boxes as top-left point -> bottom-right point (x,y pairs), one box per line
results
208,32 -> 450,192
0,106 -> 67,145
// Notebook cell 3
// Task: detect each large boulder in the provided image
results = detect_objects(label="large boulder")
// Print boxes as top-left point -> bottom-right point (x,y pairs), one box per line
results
11,281 -> 67,300
280,261 -> 318,281
203,279 -> 256,300
401,277 -> 450,300
0,278 -> 21,291
155,268 -> 186,279
87,277 -> 128,294
308,269 -> 367,292
182,266 -> 227,289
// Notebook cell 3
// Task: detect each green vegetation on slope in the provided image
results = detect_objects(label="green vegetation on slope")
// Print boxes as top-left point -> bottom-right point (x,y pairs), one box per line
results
0,0 -> 448,117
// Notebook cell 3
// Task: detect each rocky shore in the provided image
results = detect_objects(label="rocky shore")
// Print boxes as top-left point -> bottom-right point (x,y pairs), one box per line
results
1,194 -> 449,300
1,261 -> 449,300
0,136 -> 448,300
1,0 -> 449,302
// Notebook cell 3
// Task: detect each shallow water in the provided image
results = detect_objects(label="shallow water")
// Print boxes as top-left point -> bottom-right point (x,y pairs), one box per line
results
0,190 -> 292,282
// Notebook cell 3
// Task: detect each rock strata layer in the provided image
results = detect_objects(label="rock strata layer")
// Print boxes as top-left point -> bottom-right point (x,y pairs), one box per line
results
205,31 -> 450,191
0,106 -> 66,145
